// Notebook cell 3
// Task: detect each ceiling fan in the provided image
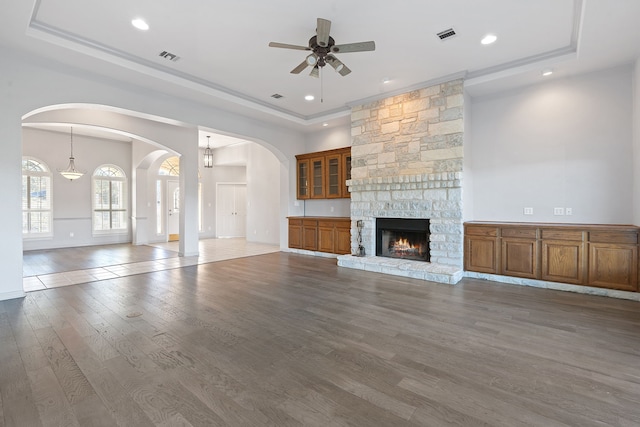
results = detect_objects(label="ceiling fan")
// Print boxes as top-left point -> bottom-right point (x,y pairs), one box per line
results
269,18 -> 375,78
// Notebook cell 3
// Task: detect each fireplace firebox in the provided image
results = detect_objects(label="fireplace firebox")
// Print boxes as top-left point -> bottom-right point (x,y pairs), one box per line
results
376,218 -> 430,262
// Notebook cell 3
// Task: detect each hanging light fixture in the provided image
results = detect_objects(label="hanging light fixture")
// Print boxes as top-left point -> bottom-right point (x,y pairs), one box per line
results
58,126 -> 84,180
203,135 -> 213,168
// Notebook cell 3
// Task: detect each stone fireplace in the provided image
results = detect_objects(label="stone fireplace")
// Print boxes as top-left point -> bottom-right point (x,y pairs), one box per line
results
337,79 -> 464,284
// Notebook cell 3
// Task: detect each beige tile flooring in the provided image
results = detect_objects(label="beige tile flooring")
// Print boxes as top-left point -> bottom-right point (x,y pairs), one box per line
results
23,238 -> 280,292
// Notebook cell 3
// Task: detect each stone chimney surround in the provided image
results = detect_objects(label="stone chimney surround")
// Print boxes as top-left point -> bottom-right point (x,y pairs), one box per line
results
337,79 -> 465,285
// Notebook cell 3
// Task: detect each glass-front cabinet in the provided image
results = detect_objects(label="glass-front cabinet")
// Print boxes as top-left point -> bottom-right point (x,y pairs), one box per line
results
297,159 -> 309,199
325,154 -> 341,198
295,147 -> 351,200
311,157 -> 325,199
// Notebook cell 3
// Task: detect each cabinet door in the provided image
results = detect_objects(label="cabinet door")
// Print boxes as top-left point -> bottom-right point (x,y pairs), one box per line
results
341,152 -> 351,198
325,154 -> 341,198
302,220 -> 318,251
335,222 -> 351,254
297,159 -> 310,199
288,220 -> 303,249
310,157 -> 325,199
541,240 -> 584,284
588,243 -> 638,291
318,225 -> 335,253
464,236 -> 499,274
501,238 -> 538,279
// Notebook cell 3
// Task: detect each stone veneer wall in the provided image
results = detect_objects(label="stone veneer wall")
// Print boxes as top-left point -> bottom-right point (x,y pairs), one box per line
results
345,79 -> 465,277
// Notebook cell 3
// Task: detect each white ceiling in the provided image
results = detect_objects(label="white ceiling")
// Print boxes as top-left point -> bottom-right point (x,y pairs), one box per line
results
2,0 -> 640,136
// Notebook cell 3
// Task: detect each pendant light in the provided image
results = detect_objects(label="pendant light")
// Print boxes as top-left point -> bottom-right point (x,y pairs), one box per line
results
58,126 -> 84,180
203,135 -> 213,168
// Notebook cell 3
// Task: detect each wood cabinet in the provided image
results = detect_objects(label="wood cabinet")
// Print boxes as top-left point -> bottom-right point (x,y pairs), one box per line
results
501,227 -> 538,279
540,229 -> 585,285
297,160 -> 310,199
288,218 -> 303,249
288,217 -> 350,255
296,147 -> 351,199
310,157 -> 325,199
588,230 -> 638,291
302,218 -> 318,251
464,222 -> 639,292
464,225 -> 499,274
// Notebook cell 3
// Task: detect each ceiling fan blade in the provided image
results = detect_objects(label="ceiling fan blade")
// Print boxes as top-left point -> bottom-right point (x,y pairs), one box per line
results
269,42 -> 311,51
309,65 -> 320,78
331,41 -> 376,53
326,55 -> 351,76
290,59 -> 310,74
316,18 -> 331,47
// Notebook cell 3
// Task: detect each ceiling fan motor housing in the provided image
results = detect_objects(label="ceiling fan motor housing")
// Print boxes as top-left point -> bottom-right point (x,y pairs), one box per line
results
309,35 -> 335,67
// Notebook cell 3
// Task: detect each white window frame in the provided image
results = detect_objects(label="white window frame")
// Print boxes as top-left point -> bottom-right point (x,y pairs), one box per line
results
22,157 -> 53,238
92,164 -> 128,235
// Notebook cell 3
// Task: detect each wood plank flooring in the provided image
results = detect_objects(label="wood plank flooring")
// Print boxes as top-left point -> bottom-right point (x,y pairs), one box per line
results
2,252 -> 640,426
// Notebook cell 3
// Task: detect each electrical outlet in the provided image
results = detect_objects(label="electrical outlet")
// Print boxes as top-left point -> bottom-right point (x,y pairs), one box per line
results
565,208 -> 572,216
554,207 -> 565,216
523,207 -> 533,215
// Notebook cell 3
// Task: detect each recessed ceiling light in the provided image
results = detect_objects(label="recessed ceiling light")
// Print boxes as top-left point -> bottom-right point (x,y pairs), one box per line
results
481,34 -> 497,45
131,18 -> 149,31
322,122 -> 329,127
542,69 -> 554,76
382,77 -> 391,84
305,95 -> 315,101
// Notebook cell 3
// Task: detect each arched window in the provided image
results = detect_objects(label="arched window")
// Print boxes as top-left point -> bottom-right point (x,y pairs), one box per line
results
158,156 -> 180,176
22,157 -> 52,236
92,165 -> 127,232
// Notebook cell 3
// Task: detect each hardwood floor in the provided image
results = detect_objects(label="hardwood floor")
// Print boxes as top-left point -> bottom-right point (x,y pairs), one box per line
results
3,252 -> 640,426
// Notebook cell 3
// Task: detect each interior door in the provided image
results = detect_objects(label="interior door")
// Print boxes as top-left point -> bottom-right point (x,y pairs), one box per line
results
217,183 -> 246,238
167,180 -> 180,241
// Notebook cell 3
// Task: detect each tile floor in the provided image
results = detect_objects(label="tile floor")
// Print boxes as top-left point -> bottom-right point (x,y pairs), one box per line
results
23,238 -> 280,292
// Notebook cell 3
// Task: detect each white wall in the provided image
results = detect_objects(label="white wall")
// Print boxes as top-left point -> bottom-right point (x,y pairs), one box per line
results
469,65 -> 634,224
22,128 -> 133,250
247,144 -> 280,244
633,59 -> 640,225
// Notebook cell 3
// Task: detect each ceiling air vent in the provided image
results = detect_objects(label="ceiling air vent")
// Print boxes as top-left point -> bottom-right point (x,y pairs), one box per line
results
159,51 -> 180,62
271,93 -> 284,99
436,28 -> 456,40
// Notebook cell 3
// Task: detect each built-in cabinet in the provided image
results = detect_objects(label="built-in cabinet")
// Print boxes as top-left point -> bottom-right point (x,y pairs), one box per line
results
464,222 -> 639,292
288,217 -> 351,255
296,147 -> 351,199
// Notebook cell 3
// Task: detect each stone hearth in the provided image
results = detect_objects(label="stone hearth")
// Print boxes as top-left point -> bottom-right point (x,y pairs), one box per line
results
337,79 -> 464,284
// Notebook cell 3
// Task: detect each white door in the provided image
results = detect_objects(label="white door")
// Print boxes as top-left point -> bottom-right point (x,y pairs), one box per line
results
216,183 -> 246,237
167,180 -> 180,240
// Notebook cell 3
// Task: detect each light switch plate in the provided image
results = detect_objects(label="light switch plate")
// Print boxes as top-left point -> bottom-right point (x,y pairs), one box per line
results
523,207 -> 533,215
554,207 -> 565,215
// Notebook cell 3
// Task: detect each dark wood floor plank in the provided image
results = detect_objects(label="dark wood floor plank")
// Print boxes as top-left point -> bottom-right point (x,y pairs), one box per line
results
0,312 -> 44,427
27,366 -> 80,427
32,326 -> 96,406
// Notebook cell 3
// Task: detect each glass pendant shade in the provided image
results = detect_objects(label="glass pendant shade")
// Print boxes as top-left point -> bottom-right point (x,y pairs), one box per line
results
59,127 -> 84,180
204,136 -> 213,168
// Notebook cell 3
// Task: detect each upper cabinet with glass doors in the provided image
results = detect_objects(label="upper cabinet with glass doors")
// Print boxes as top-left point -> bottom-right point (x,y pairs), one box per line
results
295,147 -> 351,199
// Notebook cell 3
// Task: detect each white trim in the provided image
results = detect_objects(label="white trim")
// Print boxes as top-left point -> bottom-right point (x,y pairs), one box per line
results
0,290 -> 26,302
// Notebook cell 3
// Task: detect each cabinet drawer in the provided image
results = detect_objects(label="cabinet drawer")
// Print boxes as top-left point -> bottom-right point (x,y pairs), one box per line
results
541,229 -> 584,241
502,228 -> 537,239
289,218 -> 303,226
465,226 -> 498,237
302,219 -> 318,226
318,220 -> 339,228
589,231 -> 638,244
